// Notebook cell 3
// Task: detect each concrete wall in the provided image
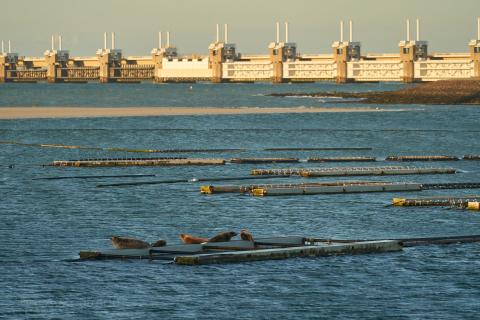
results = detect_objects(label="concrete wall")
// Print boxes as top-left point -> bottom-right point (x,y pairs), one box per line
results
158,58 -> 212,79
414,60 -> 474,81
283,61 -> 337,80
348,61 -> 403,82
1,44 -> 479,83
222,61 -> 273,81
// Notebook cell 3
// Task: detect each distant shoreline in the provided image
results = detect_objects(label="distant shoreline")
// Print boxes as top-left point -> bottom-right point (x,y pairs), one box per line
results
269,80 -> 480,105
0,106 -> 398,119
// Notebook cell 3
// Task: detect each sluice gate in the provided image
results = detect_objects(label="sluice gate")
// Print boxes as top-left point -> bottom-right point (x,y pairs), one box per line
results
2,18 -> 480,83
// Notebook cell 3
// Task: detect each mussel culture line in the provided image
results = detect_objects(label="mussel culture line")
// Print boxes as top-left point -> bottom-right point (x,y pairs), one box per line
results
43,155 -> 480,167
36,147 -> 480,263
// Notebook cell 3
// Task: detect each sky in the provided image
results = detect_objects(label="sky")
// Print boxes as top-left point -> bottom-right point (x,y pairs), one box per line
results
1,0 -> 479,56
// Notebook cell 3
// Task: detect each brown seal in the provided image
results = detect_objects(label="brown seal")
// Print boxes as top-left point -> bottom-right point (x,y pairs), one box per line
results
151,239 -> 167,247
208,231 -> 238,243
180,234 -> 208,244
240,229 -> 254,242
111,236 -> 150,249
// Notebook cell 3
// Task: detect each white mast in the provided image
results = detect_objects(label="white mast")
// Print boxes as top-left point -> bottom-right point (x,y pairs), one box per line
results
111,32 -> 115,49
216,24 -> 219,43
477,17 -> 480,40
285,21 -> 289,43
349,20 -> 353,42
59,35 -> 62,51
167,31 -> 170,47
407,19 -> 410,42
8,40 -> 11,53
416,18 -> 420,41
224,24 -> 228,43
340,20 -> 344,42
51,35 -> 55,51
103,32 -> 107,50
276,22 -> 280,43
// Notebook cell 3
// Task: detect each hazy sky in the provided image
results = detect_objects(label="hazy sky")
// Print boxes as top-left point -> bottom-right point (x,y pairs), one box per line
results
2,0 -> 479,56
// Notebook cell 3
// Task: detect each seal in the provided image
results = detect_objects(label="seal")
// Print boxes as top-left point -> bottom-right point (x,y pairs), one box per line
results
180,234 -> 208,244
208,231 -> 238,243
111,236 -> 150,249
151,239 -> 167,247
240,229 -> 254,242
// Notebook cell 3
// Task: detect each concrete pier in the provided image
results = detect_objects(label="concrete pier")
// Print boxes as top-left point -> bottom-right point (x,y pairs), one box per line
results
174,240 -> 403,265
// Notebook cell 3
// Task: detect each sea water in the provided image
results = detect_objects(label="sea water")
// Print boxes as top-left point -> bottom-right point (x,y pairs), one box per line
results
0,82 -> 479,319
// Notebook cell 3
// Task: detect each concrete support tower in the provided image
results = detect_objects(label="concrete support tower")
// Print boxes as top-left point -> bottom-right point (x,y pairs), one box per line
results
0,40 -> 18,83
470,17 -> 480,78
332,20 -> 361,83
96,32 -> 122,83
399,19 -> 428,83
45,35 -> 69,83
268,22 -> 297,83
151,31 -> 177,83
0,41 -> 7,83
208,24 -> 236,83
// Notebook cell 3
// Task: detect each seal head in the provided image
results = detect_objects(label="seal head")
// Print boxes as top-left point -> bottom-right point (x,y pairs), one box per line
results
240,229 -> 254,242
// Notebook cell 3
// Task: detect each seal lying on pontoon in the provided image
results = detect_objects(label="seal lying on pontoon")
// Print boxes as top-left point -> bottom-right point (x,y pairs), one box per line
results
180,234 -> 209,244
208,231 -> 238,243
180,231 -> 238,244
111,236 -> 167,249
151,239 -> 167,247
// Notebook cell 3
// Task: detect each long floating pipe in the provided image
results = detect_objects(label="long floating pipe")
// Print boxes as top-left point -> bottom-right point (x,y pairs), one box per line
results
33,174 -> 156,181
309,235 -> 480,247
96,175 -> 289,188
0,141 -> 374,152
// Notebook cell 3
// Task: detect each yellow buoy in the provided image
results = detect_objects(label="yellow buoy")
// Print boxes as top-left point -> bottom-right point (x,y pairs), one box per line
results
251,188 -> 267,197
200,186 -> 213,194
392,198 -> 406,206
467,202 -> 480,210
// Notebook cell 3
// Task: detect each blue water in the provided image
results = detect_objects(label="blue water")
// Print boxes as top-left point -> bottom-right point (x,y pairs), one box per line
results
1,83 -> 480,319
